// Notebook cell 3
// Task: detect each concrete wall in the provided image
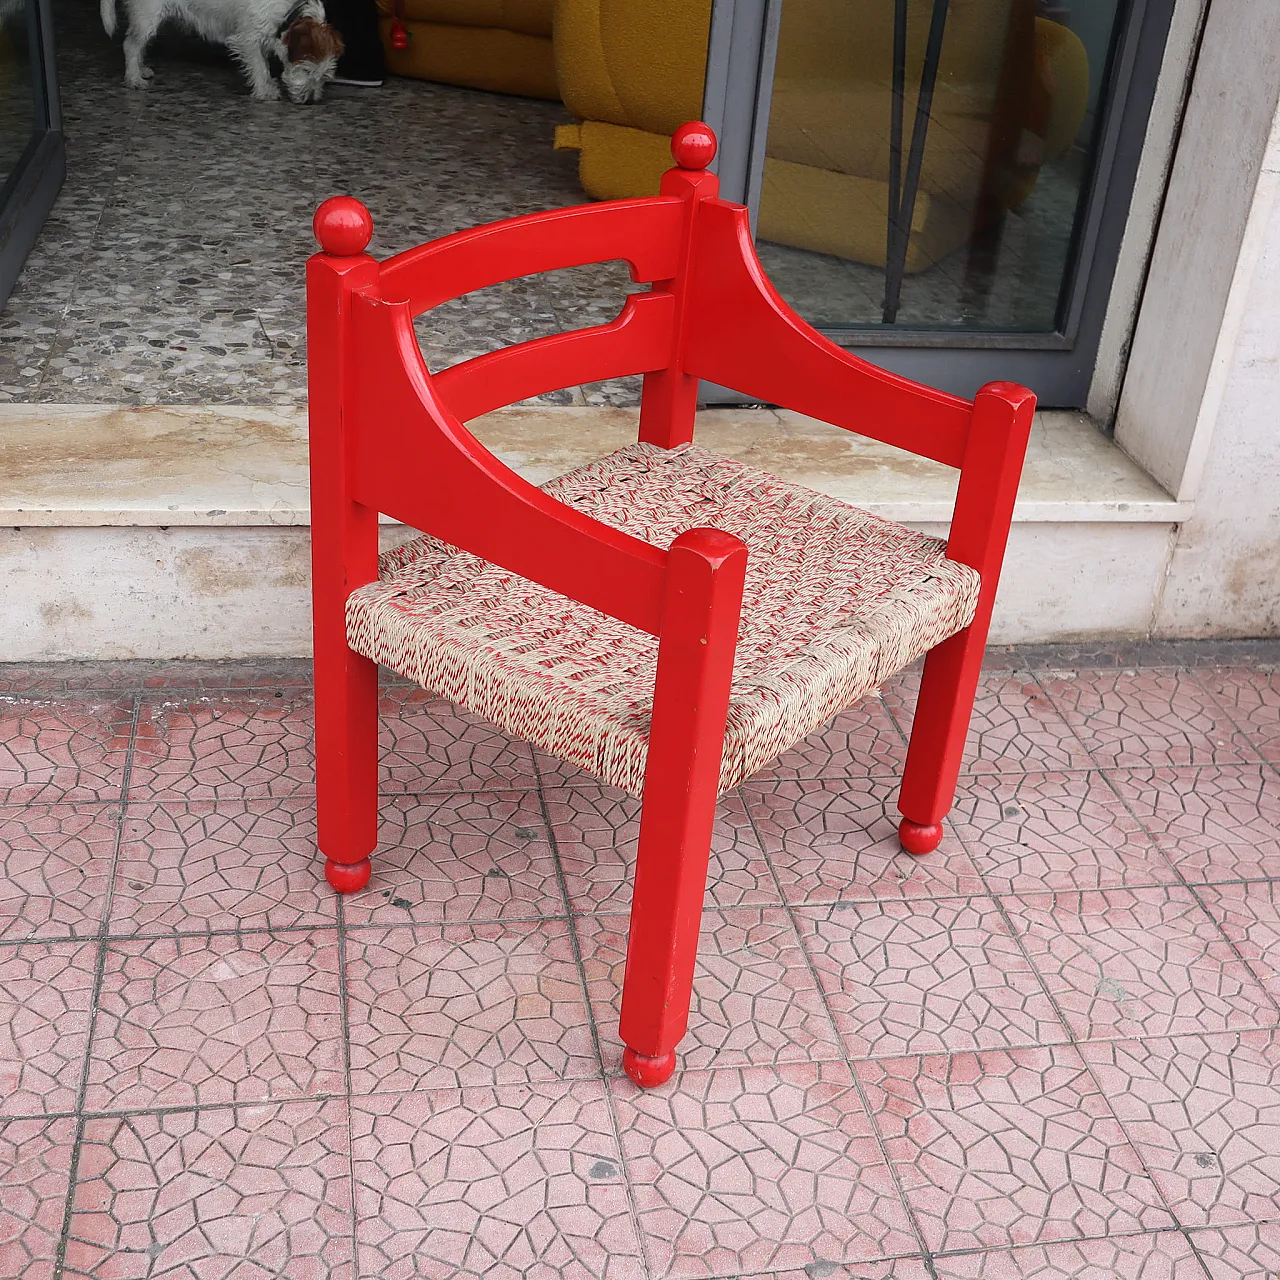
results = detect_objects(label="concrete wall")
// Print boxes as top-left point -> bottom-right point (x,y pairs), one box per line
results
1114,0 -> 1280,496
1156,119 -> 1280,635
1088,0 -> 1208,424
0,519 -> 1177,661
1098,0 -> 1280,639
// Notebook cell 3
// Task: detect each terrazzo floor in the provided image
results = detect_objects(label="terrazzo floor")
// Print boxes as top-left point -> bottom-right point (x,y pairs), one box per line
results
3,640 -> 1280,1278
6,0 -> 1081,410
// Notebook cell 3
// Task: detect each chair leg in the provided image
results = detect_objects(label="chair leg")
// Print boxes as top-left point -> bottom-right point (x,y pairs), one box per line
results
618,741 -> 721,1088
617,528 -> 745,1088
314,639 -> 379,893
896,624 -> 985,855
898,381 -> 1036,855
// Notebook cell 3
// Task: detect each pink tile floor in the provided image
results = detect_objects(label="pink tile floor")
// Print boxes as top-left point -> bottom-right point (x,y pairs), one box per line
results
3,644 -> 1280,1279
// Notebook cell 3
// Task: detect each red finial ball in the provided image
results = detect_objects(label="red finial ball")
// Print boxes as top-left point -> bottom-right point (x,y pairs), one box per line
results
389,19 -> 409,49
671,121 -> 717,171
325,857 -> 371,894
898,818 -> 944,856
313,196 -> 373,257
622,1047 -> 677,1088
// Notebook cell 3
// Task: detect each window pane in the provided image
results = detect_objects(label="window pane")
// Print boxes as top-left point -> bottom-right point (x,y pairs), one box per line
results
0,0 -> 38,187
755,0 -> 1125,332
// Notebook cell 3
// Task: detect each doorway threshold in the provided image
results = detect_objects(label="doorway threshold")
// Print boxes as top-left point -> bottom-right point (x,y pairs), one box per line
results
0,402 -> 1189,659
0,402 -> 1189,528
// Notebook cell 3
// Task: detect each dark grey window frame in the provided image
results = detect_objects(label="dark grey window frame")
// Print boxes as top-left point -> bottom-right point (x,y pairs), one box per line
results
0,0 -> 64,310
700,0 -> 1176,406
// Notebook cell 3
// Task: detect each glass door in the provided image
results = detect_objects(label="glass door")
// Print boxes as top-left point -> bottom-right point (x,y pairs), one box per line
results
703,0 -> 1174,403
0,0 -> 63,309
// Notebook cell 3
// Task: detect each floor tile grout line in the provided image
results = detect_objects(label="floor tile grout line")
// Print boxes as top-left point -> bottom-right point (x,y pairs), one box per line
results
72,693 -> 141,1113
305,908 -> 569,933
118,783 -> 547,805
9,751 -> 1276,812
1074,1021 -> 1273,1245
11,1019 -> 1280,1129
882,684 -> 1106,782
879,687 -> 917,754
111,784 -> 550,811
1098,755 -> 1280,779
66,921 -> 345,946
748,760 -> 1103,788
1036,661 -> 1270,772
924,1223 -> 1219,1271
942,660 -> 1228,1249
527,749 -> 652,1275
530,755 -> 602,1073
675,1250 -> 932,1280
1094,765 -> 1205,897
1189,664 -> 1280,783
1027,666 -> 1105,768
0,796 -> 128,814
57,1091 -> 355,1124
878,691 -> 913,750
1183,880 -> 1280,1026
926,1223 -> 1215,1259
1070,695 -> 1280,1028
333,892 -> 361,1274
49,694 -> 143,1280
987,886 -> 1194,1234
1188,664 -> 1273,762
51,1113 -> 87,1280
947,762 -> 1167,906
976,759 -> 1280,896
1178,1224 -> 1225,1280
3,651 -> 1266,700
738,795 -> 941,1276
11,863 -> 1280,950
942,763 -> 1186,899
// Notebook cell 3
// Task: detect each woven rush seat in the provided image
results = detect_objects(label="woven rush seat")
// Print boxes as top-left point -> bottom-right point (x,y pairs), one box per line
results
346,441 -> 981,795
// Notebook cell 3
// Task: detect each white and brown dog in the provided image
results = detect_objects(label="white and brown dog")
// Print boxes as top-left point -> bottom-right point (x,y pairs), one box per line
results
100,0 -> 344,102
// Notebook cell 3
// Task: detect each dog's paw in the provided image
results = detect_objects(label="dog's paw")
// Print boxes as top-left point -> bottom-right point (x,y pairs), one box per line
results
250,83 -> 282,102
139,65 -> 154,79
123,71 -> 150,90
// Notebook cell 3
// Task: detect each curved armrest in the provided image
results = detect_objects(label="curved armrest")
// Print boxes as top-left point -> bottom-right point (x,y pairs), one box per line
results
682,200 -> 972,469
346,290 -> 669,635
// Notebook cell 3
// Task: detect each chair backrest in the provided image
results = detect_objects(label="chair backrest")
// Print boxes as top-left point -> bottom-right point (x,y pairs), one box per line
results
306,121 -> 1035,637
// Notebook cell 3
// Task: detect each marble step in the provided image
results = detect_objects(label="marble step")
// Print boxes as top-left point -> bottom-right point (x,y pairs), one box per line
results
0,404 -> 1188,659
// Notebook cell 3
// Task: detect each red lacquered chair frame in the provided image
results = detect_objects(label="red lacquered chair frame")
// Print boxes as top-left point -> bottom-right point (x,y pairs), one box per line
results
306,122 -> 1035,1089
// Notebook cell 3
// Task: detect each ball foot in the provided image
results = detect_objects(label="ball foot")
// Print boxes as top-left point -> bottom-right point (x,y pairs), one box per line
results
622,1047 -> 677,1088
898,818 -> 943,856
325,856 -> 371,894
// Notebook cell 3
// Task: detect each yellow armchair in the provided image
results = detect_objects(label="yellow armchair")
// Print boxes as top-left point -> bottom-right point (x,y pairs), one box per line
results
378,0 -> 559,98
552,0 -> 1089,272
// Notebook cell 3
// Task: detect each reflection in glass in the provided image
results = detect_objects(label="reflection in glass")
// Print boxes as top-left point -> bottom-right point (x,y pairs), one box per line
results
0,0 -> 36,190
756,0 -> 1121,333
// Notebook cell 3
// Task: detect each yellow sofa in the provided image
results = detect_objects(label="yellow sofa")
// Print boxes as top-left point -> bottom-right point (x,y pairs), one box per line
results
377,0 -> 559,99
552,0 -> 1089,271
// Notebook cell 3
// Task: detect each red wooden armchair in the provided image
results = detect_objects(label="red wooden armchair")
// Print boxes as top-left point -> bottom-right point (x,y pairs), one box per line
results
307,122 -> 1035,1089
